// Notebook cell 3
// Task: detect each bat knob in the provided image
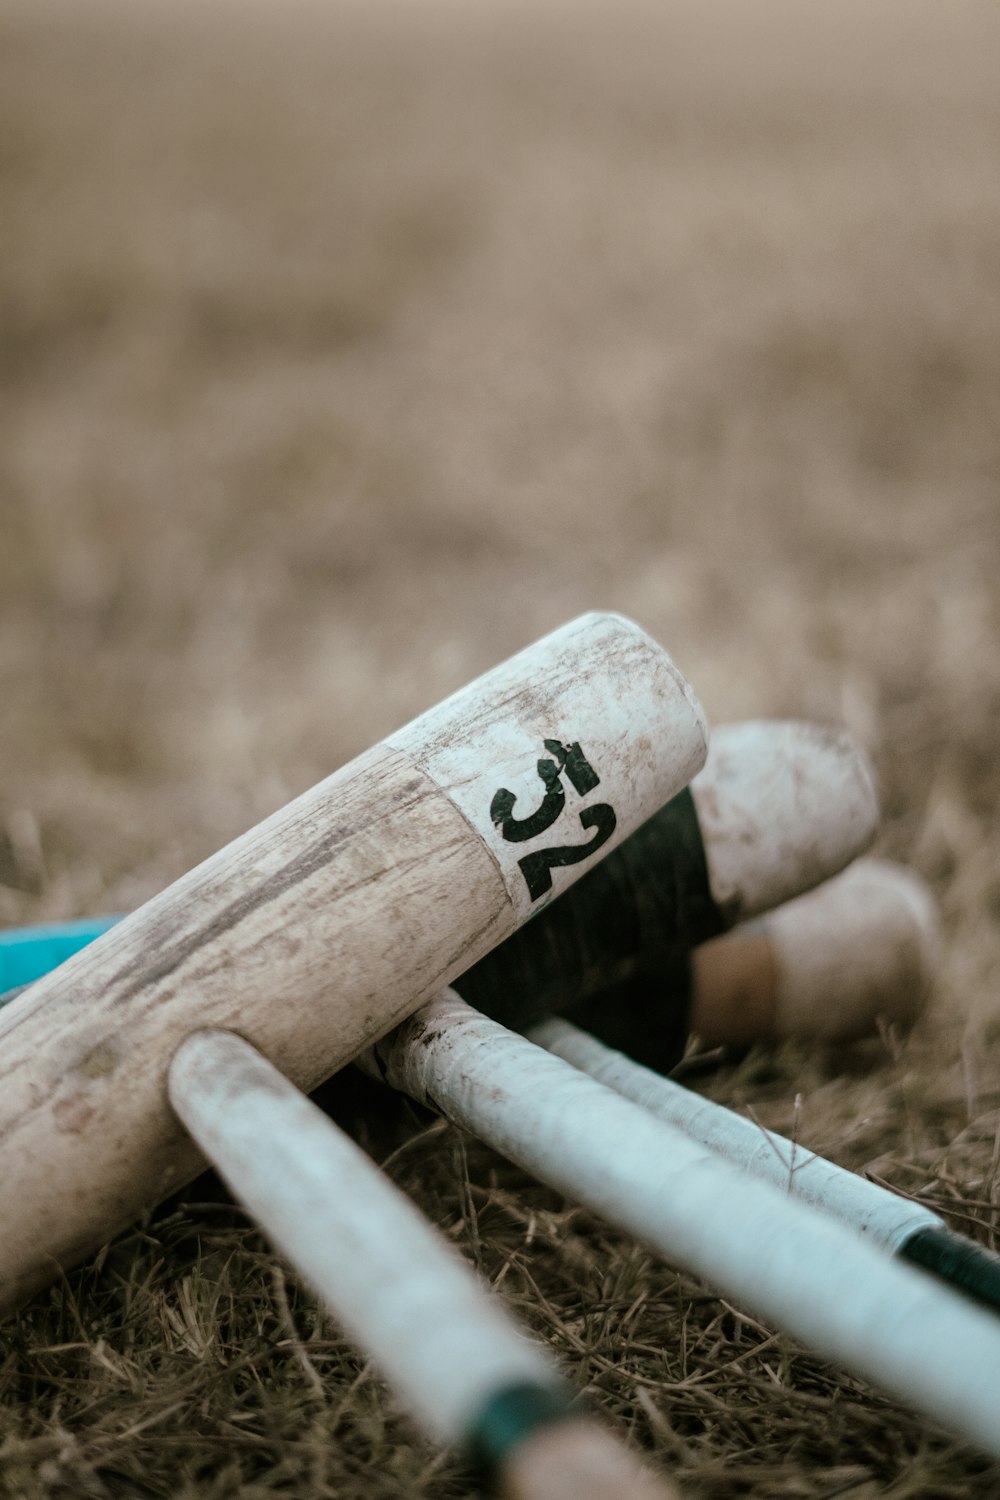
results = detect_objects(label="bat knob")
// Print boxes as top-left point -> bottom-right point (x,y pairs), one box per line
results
766,857 -> 940,1043
690,858 -> 938,1048
495,1419 -> 683,1500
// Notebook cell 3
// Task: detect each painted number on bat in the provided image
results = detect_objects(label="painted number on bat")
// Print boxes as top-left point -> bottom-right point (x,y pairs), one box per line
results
490,740 -> 617,901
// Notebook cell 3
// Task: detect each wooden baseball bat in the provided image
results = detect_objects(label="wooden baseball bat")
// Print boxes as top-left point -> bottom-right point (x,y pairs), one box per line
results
369,992 -> 1000,1460
0,611 -> 707,1314
0,720 -> 880,1067
454,719 -> 879,1070
169,1028 -> 678,1500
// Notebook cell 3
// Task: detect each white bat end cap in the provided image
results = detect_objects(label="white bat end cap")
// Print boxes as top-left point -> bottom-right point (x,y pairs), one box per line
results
693,720 -> 880,924
768,858 -> 940,1041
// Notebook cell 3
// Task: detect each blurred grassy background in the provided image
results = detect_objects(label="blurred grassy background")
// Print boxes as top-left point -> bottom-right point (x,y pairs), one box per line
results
1,0 -> 999,1494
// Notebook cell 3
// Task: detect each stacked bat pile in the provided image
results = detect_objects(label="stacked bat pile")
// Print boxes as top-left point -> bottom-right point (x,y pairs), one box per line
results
1,614 -> 999,1499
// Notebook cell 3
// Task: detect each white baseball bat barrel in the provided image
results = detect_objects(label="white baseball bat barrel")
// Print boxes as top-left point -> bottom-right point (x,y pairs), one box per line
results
168,1029 -> 678,1500
0,612 -> 707,1314
454,721 -> 878,1068
0,722 -> 878,1066
369,992 -> 1000,1459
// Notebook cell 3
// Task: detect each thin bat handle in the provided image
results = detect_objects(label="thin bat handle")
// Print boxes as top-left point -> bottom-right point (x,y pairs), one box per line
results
529,1017 -> 938,1251
530,1017 -> 1000,1317
169,1029 -> 679,1500
371,992 -> 1000,1462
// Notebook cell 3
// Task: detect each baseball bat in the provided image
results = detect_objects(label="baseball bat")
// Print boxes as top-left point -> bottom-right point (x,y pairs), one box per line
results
453,719 -> 878,1070
533,1008 -> 1000,1317
0,720 -> 879,1058
369,992 -> 1000,1460
169,1028 -> 678,1500
0,611 -> 707,1313
11,854 -> 986,1315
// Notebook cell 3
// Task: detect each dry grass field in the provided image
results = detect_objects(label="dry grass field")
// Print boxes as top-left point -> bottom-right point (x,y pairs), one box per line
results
1,0 -> 999,1494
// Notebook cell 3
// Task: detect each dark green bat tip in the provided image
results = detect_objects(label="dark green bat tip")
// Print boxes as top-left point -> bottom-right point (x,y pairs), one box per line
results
464,1380 -> 585,1478
899,1225 -> 1000,1316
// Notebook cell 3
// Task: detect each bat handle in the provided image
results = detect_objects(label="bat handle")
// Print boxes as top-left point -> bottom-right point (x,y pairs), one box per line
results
168,1028 -> 678,1498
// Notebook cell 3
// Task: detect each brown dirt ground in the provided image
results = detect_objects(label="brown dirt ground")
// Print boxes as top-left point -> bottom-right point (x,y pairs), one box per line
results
0,1 -> 998,1495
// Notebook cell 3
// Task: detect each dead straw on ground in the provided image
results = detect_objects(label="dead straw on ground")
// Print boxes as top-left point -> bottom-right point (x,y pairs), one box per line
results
1,1 -> 998,1495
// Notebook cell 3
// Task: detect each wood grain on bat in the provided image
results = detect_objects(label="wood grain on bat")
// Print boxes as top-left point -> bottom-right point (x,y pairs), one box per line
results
0,613 -> 707,1313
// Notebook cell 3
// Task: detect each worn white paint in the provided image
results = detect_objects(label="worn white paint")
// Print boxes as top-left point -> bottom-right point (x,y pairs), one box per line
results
391,613 -> 707,923
529,1016 -> 939,1255
170,1031 -> 680,1498
373,992 -> 1000,1460
0,613 -> 706,1313
693,722 -> 879,924
168,1029 -> 558,1449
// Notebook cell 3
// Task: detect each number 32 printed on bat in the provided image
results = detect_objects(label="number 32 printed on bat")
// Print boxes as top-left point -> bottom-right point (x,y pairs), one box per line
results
490,739 -> 617,902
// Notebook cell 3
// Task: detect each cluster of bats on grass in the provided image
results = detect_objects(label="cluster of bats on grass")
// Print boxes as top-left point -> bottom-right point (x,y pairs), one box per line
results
1,613 -> 997,1498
